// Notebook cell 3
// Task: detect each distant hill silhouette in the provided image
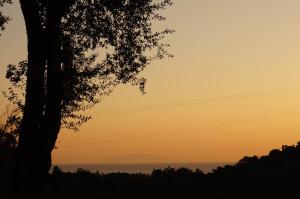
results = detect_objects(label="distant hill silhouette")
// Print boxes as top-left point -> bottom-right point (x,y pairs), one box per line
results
47,142 -> 300,199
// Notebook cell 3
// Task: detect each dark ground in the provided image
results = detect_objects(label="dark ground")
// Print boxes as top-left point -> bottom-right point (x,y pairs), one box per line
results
48,142 -> 300,199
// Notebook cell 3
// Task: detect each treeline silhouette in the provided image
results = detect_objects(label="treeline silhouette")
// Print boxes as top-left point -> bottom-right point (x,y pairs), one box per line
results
47,142 -> 300,199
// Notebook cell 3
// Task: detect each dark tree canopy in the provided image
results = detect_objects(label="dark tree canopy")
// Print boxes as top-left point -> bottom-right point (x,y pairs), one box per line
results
1,1 -> 173,198
0,1 -> 173,198
4,0 -> 174,131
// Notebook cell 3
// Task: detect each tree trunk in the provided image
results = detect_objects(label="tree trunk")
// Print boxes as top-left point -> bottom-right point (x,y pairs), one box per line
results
42,0 -> 63,153
11,1 -> 63,199
11,1 -> 47,199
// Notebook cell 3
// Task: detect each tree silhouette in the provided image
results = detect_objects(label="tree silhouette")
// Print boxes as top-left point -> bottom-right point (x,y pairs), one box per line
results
0,105 -> 19,151
1,0 -> 173,198
47,142 -> 300,199
0,106 -> 19,199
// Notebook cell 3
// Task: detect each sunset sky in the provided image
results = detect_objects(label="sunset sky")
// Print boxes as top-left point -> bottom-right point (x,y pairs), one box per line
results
1,0 -> 300,164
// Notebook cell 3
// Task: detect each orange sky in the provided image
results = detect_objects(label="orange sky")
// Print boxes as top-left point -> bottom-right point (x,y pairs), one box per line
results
1,0 -> 300,164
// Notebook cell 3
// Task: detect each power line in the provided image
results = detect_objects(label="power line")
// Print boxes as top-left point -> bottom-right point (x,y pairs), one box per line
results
59,85 -> 300,148
92,86 -> 300,116
60,108 -> 300,149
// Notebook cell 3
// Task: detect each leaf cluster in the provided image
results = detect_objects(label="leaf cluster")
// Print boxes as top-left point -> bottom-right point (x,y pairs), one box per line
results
0,0 -> 11,35
0,105 -> 20,150
4,0 -> 173,131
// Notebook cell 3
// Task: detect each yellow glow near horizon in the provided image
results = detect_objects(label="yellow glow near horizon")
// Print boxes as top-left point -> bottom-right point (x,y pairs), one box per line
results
1,0 -> 300,164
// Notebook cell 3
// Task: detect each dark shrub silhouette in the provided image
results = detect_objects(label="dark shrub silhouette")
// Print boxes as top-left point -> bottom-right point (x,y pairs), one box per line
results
47,142 -> 300,199
0,106 -> 19,199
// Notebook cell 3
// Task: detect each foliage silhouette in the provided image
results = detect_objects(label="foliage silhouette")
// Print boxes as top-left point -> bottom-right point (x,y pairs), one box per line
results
0,0 -> 11,35
0,106 -> 19,199
1,0 -> 173,198
48,142 -> 300,199
0,106 -> 19,151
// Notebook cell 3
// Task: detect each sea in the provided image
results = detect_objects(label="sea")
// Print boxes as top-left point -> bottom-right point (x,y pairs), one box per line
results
54,162 -> 233,174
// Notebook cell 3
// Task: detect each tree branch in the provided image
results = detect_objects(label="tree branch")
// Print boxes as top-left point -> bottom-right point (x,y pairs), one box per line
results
19,0 -> 43,37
